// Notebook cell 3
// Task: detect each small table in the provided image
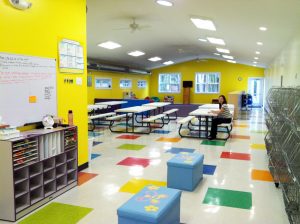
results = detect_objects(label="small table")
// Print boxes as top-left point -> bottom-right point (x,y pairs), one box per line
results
189,109 -> 217,138
95,101 -> 128,106
114,106 -> 157,133
142,102 -> 171,114
199,104 -> 235,112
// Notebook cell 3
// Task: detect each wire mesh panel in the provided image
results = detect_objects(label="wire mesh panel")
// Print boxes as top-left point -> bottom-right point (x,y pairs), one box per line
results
265,87 -> 300,224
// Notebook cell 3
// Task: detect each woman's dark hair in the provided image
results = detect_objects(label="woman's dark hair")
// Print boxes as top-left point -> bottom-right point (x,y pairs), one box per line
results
218,95 -> 227,109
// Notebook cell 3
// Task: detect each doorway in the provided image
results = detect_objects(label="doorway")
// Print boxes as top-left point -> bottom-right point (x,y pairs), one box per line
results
248,77 -> 264,108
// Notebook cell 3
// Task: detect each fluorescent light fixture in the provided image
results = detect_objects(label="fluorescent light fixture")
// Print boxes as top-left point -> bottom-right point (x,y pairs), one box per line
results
253,64 -> 257,67
198,38 -> 208,42
227,60 -> 236,63
128,50 -> 145,57
259,27 -> 267,31
98,41 -> 121,50
214,53 -> 221,56
148,57 -> 162,62
222,55 -> 234,60
207,37 -> 226,45
253,61 -> 257,64
254,57 -> 259,60
216,48 -> 230,54
257,42 -> 263,46
190,17 -> 216,31
163,61 -> 174,65
255,51 -> 261,55
156,0 -> 173,6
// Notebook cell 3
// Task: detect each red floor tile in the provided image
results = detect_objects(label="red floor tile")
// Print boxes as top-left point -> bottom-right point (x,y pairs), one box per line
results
117,157 -> 150,167
78,172 -> 98,186
230,134 -> 251,140
116,135 -> 141,140
220,152 -> 251,161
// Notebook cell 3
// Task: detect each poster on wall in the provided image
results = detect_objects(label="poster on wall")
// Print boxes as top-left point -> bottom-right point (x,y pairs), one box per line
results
58,39 -> 84,74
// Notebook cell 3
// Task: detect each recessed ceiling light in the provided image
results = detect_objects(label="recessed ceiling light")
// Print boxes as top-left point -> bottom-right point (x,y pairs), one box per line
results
98,41 -> 121,50
255,51 -> 261,55
163,61 -> 174,65
253,61 -> 257,64
227,60 -> 236,64
128,50 -> 145,57
259,27 -> 267,31
190,17 -> 216,31
257,42 -> 263,46
216,48 -> 230,54
214,53 -> 221,56
156,0 -> 173,6
207,37 -> 226,45
222,55 -> 234,60
198,38 -> 208,42
254,57 -> 259,60
148,57 -> 162,62
253,64 -> 257,67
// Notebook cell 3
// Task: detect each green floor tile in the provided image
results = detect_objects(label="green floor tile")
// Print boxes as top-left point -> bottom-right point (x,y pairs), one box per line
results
201,140 -> 226,146
203,187 -> 252,210
18,202 -> 93,224
117,144 -> 146,150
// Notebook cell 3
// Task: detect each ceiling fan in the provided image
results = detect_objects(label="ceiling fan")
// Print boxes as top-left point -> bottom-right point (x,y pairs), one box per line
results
114,18 -> 151,33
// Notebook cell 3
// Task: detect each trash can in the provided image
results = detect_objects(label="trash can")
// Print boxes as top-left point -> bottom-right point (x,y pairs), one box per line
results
88,137 -> 94,163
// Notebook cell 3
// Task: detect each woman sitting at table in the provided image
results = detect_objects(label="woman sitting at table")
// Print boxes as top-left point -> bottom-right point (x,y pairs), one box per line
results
208,95 -> 232,140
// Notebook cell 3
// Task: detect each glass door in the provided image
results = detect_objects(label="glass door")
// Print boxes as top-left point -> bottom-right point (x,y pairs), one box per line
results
248,78 -> 265,108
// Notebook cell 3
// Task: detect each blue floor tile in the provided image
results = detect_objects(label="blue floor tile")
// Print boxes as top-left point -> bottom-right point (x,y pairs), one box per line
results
91,153 -> 101,160
88,132 -> 102,137
165,147 -> 195,154
93,141 -> 102,146
152,130 -> 171,134
203,164 -> 217,175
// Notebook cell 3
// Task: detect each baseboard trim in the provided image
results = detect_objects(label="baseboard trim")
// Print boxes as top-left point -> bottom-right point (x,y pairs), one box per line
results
78,162 -> 88,171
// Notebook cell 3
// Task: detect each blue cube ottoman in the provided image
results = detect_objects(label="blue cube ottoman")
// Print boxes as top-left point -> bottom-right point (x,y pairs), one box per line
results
167,152 -> 204,191
117,185 -> 181,224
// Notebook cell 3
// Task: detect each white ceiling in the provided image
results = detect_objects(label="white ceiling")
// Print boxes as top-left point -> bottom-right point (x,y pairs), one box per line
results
87,0 -> 300,70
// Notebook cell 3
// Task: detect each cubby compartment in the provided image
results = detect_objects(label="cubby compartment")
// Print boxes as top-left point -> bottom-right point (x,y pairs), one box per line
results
55,153 -> 66,167
30,174 -> 43,191
43,157 -> 55,172
15,193 -> 30,213
64,128 -> 77,150
44,180 -> 56,197
15,180 -> 29,198
14,167 -> 29,184
56,175 -> 67,191
66,149 -> 77,162
56,164 -> 67,179
13,138 -> 39,168
29,162 -> 42,178
30,186 -> 44,205
67,170 -> 77,184
44,168 -> 56,185
67,159 -> 77,173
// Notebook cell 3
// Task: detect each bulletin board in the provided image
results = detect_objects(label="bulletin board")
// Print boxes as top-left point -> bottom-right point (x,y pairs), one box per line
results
0,52 -> 57,127
58,39 -> 84,74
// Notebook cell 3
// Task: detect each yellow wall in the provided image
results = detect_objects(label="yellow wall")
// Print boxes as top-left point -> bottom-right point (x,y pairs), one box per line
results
265,31 -> 300,92
150,59 -> 265,104
87,70 -> 150,104
0,0 -> 88,166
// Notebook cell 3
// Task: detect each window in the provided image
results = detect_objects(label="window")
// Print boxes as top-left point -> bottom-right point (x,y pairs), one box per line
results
95,78 -> 112,89
158,73 -> 181,93
137,80 -> 147,88
120,79 -> 132,88
195,72 -> 220,94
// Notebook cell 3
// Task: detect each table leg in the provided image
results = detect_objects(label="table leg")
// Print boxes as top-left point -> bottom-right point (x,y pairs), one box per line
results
132,112 -> 134,133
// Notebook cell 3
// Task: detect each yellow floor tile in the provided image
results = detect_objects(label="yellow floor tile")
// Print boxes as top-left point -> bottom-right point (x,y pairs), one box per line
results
233,124 -> 249,128
156,137 -> 181,143
119,178 -> 167,194
251,169 -> 273,182
250,144 -> 266,150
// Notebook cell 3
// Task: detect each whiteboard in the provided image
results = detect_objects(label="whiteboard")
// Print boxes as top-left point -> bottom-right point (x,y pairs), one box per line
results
0,52 -> 57,127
